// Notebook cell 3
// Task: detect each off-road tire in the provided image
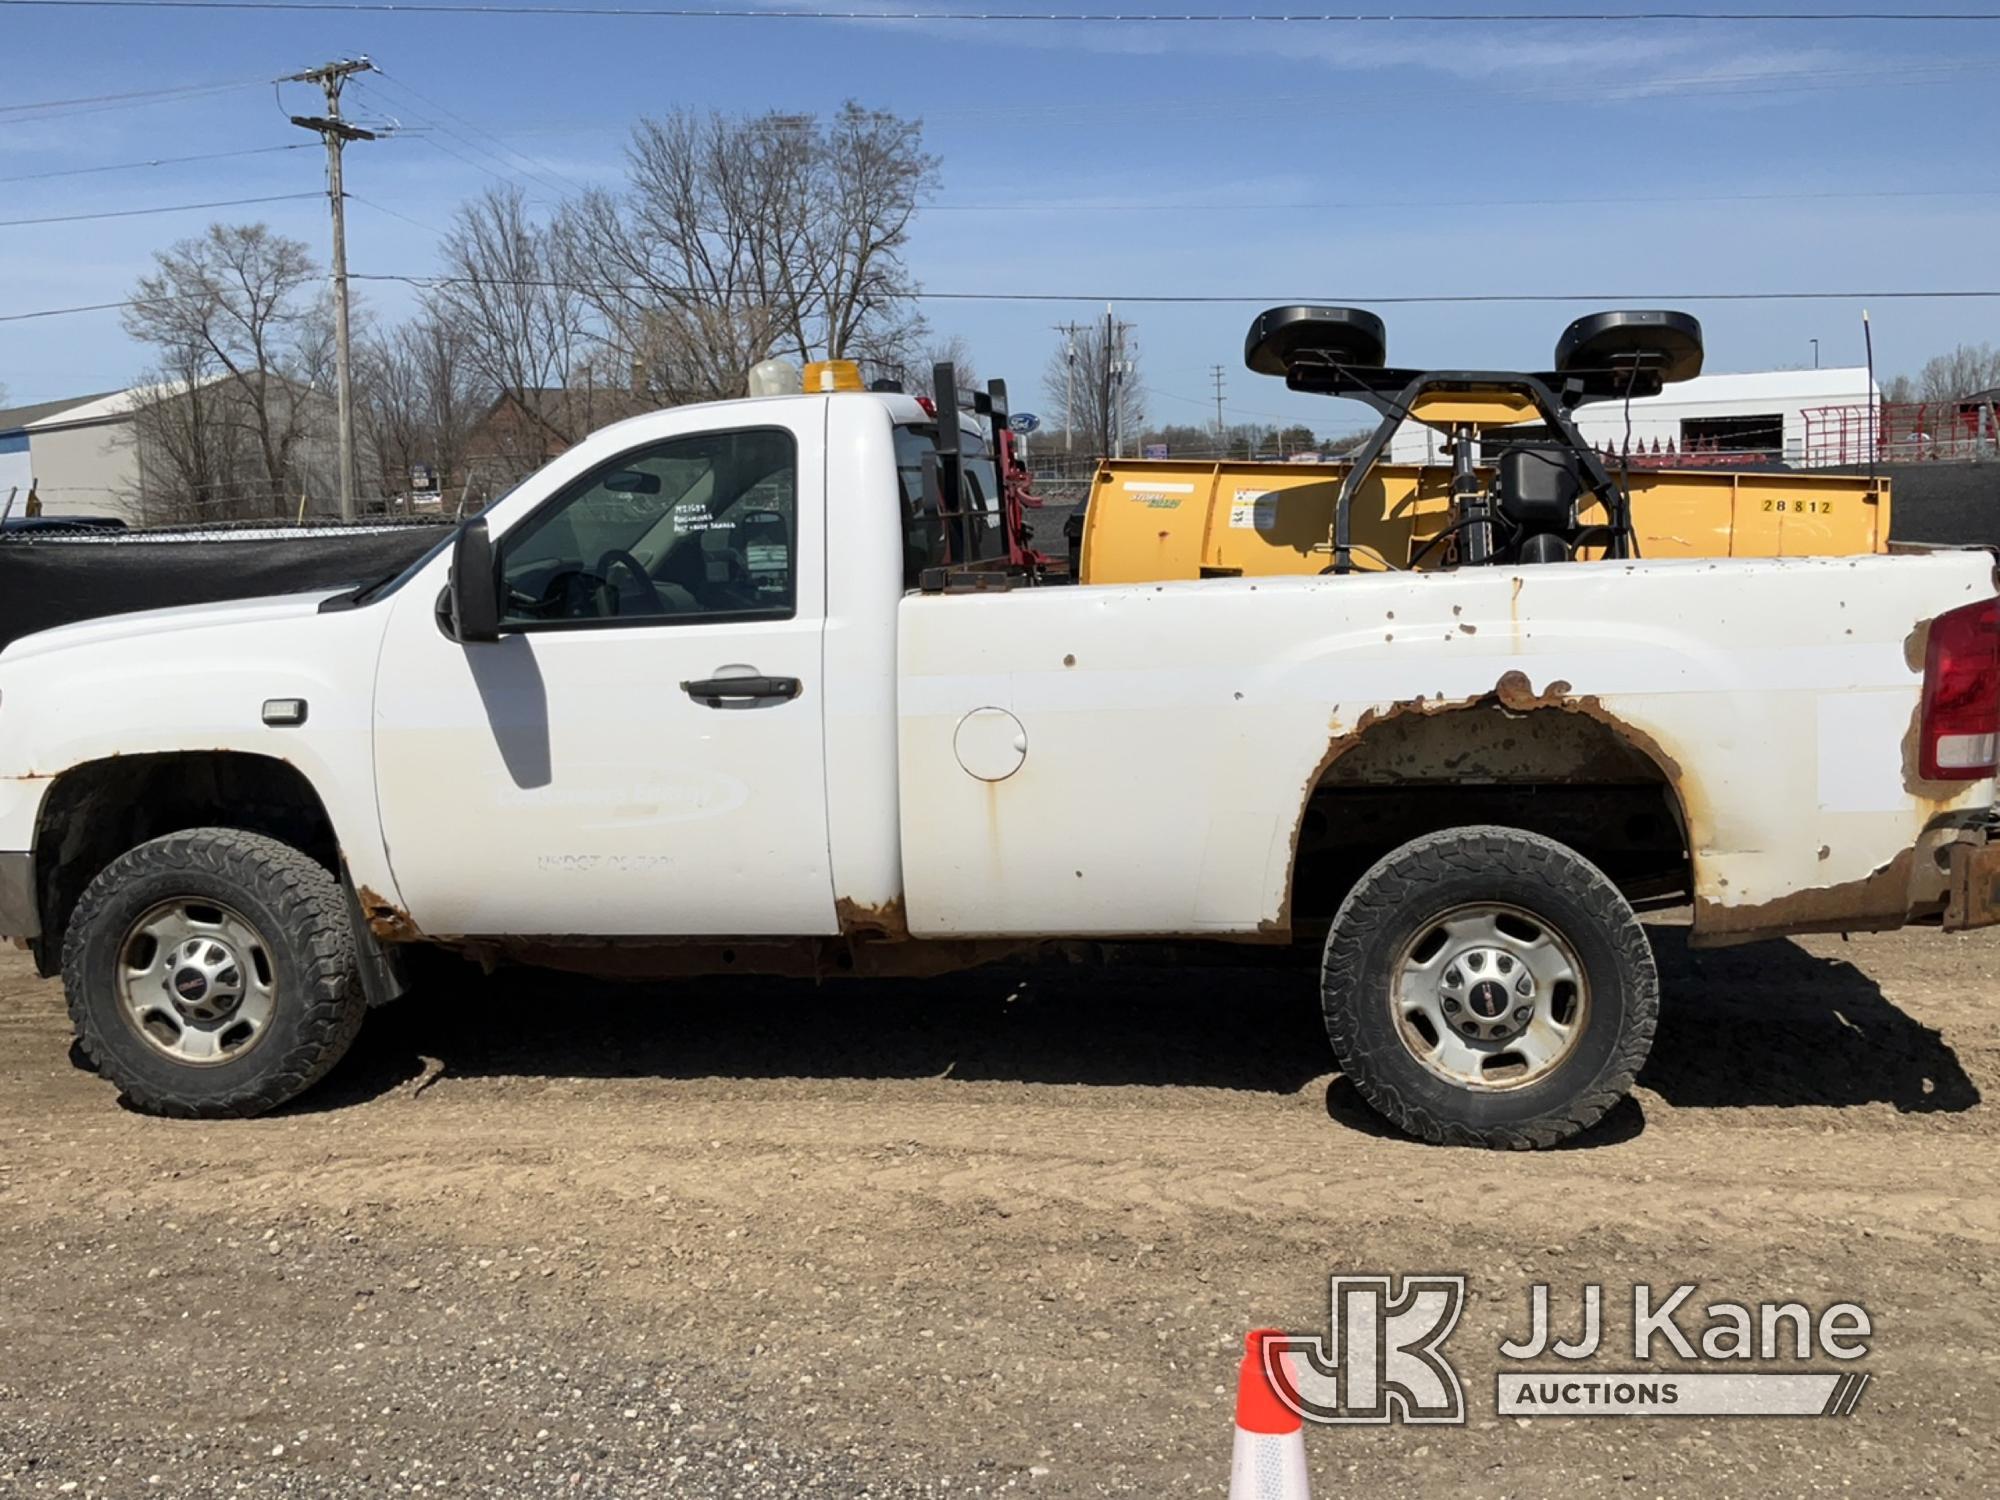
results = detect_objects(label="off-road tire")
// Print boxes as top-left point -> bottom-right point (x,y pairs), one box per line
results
61,829 -> 367,1118
1321,825 -> 1657,1149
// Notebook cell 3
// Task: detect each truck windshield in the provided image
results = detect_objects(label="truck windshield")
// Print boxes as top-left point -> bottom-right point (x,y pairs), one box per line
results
337,481 -> 526,608
893,422 -> 1006,581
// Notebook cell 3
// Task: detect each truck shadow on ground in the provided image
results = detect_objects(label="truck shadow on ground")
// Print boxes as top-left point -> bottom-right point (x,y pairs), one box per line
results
1641,930 -> 1980,1114
308,926 -> 1980,1134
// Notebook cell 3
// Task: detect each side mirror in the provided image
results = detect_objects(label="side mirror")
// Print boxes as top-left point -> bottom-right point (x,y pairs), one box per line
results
450,517 -> 501,643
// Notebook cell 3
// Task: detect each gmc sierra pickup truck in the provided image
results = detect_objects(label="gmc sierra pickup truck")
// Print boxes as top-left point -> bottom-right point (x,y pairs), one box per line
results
1,370 -> 1995,1148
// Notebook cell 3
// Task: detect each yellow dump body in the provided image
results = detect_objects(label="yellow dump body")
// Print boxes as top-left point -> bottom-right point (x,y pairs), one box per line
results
1078,458 -> 1890,584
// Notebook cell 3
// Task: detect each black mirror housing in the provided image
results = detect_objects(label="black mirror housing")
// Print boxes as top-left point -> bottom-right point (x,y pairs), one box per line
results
450,517 -> 502,642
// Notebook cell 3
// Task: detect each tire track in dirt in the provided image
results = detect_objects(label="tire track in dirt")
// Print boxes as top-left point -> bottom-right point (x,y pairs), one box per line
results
3,930 -> 1999,1497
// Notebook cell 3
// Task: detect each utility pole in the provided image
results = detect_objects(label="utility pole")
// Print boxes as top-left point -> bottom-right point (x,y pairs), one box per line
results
1053,321 -> 1083,459
1102,306 -> 1116,459
1210,363 -> 1227,455
287,56 -> 376,520
1099,305 -> 1136,460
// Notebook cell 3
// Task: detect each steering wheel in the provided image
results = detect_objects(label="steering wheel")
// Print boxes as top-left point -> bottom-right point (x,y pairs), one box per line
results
592,548 -> 664,616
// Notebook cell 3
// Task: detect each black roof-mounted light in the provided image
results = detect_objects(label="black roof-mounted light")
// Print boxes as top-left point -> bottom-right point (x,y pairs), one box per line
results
1243,305 -> 1388,377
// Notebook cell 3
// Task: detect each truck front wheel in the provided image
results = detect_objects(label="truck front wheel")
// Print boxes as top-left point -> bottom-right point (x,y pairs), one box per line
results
1321,825 -> 1658,1149
60,829 -> 367,1118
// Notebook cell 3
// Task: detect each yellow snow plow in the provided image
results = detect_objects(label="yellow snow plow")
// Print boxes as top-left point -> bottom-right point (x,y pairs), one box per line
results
1077,307 -> 1888,583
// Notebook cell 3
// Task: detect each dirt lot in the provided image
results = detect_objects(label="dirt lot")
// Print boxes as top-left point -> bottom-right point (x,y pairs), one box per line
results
2,921 -> 1996,1498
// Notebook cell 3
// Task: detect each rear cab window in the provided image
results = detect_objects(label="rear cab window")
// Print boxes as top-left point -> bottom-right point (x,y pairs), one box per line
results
893,420 -> 1006,583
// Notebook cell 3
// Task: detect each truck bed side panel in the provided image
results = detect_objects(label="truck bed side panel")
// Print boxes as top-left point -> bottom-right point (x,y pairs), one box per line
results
894,553 -> 1995,941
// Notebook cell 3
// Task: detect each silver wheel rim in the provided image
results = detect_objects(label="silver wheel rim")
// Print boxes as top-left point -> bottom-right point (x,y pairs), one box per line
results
1389,902 -> 1589,1092
114,899 -> 278,1067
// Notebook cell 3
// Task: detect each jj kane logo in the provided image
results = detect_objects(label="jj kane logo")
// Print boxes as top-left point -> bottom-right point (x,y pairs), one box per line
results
1261,1278 -> 1873,1426
1263,1276 -> 1468,1425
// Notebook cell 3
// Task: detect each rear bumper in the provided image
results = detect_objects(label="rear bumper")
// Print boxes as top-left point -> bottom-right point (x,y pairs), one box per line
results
1943,834 -> 2000,931
0,851 -> 34,941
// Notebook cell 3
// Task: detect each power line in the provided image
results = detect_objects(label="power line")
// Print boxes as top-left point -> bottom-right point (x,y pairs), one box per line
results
0,298 -> 151,324
350,271 -> 2000,305
0,79 -> 273,127
0,75 -> 272,114
414,51 -> 2000,140
365,71 -> 595,199
14,277 -> 2000,325
349,80 -> 573,201
934,183 -> 2000,213
0,143 -> 314,185
391,126 -> 541,195
0,191 -> 324,228
346,192 -> 443,236
3,2 -> 1998,20
358,62 -> 1994,173
1151,384 -> 1300,425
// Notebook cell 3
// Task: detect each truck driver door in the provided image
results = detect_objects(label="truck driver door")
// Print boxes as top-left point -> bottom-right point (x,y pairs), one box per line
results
371,411 -> 836,938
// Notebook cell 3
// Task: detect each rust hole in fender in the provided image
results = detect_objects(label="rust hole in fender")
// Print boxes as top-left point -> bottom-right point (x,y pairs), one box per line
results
355,885 -> 422,944
834,894 -> 910,942
1266,669 -> 1695,941
1691,848 -> 1917,945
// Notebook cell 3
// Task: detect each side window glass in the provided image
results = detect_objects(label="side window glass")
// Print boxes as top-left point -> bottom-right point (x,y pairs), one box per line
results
497,428 -> 796,626
893,424 -> 947,584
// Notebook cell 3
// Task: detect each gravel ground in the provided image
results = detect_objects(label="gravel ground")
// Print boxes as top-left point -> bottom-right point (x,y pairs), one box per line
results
1,921 -> 1996,1497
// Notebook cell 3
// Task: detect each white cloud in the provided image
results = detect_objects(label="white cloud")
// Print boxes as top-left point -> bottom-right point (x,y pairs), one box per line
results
741,1 -> 1937,111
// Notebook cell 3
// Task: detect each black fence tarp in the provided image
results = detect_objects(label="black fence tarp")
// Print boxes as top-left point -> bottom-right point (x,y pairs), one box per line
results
0,522 -> 453,652
1825,462 -> 2000,551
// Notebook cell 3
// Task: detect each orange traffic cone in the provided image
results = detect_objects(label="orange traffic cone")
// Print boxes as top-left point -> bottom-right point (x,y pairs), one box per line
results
1229,1328 -> 1310,1500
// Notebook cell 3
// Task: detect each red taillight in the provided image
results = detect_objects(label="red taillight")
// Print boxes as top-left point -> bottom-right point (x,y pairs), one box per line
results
1920,596 -> 2000,780
914,396 -> 937,417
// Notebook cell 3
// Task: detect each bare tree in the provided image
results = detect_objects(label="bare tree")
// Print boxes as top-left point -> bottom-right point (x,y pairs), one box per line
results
125,343 -> 247,523
917,333 -> 979,393
812,103 -> 934,375
1914,343 -> 2000,402
360,311 -> 483,509
1042,318 -> 1144,458
122,223 -> 335,517
564,112 -> 786,404
566,102 -> 936,401
430,186 -> 603,459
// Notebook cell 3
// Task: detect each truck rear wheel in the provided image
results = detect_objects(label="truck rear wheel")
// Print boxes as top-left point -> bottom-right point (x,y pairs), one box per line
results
60,829 -> 367,1118
1321,825 -> 1657,1149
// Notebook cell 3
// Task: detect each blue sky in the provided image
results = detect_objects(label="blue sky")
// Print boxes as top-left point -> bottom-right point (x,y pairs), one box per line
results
3,2 -> 1999,437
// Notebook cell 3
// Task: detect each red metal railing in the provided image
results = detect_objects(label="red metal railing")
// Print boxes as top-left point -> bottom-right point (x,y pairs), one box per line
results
1803,400 -> 2000,466
1585,436 -> 1788,470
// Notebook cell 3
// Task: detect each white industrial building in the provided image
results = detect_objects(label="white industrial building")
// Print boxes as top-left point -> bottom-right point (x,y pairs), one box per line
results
0,391 -> 121,517
0,377 -> 340,525
0,435 -> 31,505
1388,366 -> 1877,468
0,388 -> 158,522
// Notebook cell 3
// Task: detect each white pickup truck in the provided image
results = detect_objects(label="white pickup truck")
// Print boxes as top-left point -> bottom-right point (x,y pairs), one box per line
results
2,380 -> 1996,1148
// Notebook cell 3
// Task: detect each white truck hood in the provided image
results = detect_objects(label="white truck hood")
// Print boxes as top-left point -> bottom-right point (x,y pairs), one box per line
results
0,591 -> 344,664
